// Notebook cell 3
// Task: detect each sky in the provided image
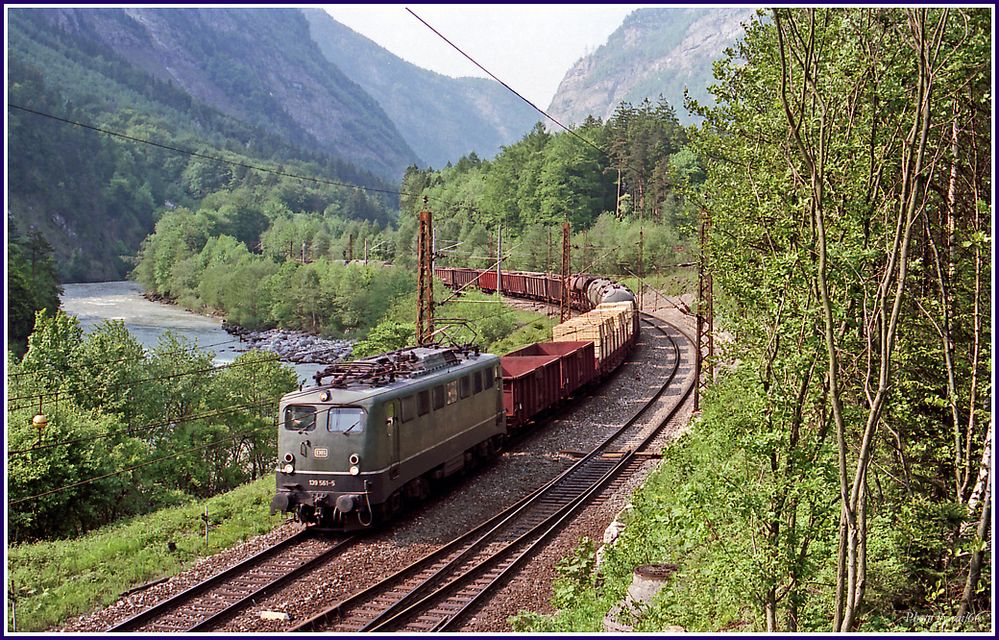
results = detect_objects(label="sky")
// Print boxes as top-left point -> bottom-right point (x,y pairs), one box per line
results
325,4 -> 643,108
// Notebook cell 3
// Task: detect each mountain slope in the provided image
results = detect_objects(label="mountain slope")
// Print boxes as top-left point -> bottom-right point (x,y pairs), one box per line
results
303,8 -> 540,168
7,8 -> 406,281
22,8 -> 419,179
548,8 -> 754,126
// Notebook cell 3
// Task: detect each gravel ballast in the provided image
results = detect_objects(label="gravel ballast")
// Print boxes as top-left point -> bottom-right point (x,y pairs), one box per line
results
59,302 -> 697,633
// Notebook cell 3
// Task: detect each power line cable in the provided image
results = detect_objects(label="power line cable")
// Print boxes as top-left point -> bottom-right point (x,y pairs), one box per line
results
8,396 -> 285,457
8,421 -> 276,507
7,352 -> 279,407
6,337 -> 242,379
7,103 -> 417,198
405,7 -> 606,156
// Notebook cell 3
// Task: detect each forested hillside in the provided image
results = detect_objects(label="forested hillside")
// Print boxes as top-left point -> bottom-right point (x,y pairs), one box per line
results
518,7 -> 992,633
16,8 -> 418,178
133,94 -> 701,337
7,8 -> 403,284
303,9 -> 540,169
391,98 -> 701,279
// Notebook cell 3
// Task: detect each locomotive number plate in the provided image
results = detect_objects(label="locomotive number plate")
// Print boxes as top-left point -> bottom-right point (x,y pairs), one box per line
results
308,479 -> 335,487
314,448 -> 328,458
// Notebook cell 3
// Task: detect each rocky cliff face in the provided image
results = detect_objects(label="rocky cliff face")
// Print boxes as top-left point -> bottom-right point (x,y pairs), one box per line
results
302,9 -> 539,168
548,8 -> 755,126
30,8 -> 419,179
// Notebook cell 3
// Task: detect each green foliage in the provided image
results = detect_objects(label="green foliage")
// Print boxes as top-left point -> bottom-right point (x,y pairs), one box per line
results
403,103 -> 700,280
6,220 -> 63,354
551,537 -> 598,610
355,286 -> 557,359
7,315 -> 297,542
134,198 -> 410,335
509,537 -> 606,633
513,370 -> 838,633
660,6 -> 993,630
18,309 -> 85,393
351,322 -> 415,359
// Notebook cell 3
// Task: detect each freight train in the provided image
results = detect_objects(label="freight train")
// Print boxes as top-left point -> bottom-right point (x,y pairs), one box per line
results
270,269 -> 637,530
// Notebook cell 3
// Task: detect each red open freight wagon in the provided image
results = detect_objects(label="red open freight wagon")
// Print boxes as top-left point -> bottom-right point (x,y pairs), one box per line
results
500,354 -> 562,429
504,341 -> 595,400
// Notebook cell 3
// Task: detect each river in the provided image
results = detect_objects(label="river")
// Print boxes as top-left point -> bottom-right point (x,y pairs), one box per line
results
59,281 -> 325,385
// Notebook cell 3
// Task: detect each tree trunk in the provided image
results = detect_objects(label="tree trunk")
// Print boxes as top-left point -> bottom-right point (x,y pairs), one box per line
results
958,469 -> 991,616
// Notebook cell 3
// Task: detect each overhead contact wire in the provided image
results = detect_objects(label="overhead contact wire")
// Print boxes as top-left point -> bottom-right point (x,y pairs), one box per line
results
8,396 -> 286,457
405,7 -> 605,155
9,422 -> 277,507
7,103 -> 418,198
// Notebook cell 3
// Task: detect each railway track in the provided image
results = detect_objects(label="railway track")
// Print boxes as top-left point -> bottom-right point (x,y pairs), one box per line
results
292,314 -> 693,632
106,529 -> 354,632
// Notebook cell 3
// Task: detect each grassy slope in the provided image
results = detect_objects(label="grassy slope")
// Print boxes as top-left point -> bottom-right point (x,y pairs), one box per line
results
7,477 -> 285,632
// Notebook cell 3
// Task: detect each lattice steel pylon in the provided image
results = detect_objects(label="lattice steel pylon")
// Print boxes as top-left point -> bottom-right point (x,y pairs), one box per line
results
416,200 -> 435,345
693,209 -> 714,412
560,220 -> 572,323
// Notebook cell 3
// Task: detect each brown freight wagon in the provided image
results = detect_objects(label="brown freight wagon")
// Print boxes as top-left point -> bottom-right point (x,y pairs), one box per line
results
504,341 -> 595,399
500,354 -> 562,429
502,272 -> 528,296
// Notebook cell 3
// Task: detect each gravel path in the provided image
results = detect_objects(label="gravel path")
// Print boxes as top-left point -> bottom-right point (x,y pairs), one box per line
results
59,299 -> 696,633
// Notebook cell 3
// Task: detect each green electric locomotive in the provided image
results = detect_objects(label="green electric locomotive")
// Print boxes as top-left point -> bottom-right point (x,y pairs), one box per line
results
271,345 -> 505,530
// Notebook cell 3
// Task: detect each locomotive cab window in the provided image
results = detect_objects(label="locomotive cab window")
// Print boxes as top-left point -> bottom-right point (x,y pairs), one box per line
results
327,407 -> 364,433
460,375 -> 471,399
484,367 -> 495,389
433,385 -> 445,410
401,396 -> 417,422
446,380 -> 459,405
284,405 -> 317,432
474,371 -> 483,394
418,390 -> 430,416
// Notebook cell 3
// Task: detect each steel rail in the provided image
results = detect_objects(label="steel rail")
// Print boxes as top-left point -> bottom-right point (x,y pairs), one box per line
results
371,315 -> 694,632
107,528 -> 355,632
426,316 -> 695,631
292,314 -> 690,632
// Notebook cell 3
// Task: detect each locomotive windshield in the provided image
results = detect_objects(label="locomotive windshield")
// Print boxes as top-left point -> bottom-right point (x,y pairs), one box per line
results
284,405 -> 364,433
284,405 -> 317,431
328,407 -> 364,433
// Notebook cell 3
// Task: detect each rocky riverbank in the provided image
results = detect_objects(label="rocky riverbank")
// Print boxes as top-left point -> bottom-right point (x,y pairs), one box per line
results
224,323 -> 354,364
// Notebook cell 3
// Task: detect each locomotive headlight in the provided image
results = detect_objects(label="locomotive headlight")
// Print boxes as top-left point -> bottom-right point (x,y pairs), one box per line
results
349,465 -> 360,476
349,453 -> 360,465
320,390 -> 331,401
283,464 -> 294,474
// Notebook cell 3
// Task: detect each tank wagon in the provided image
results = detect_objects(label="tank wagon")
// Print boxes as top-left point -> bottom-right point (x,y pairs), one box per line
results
434,268 -> 640,334
272,268 -> 638,531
